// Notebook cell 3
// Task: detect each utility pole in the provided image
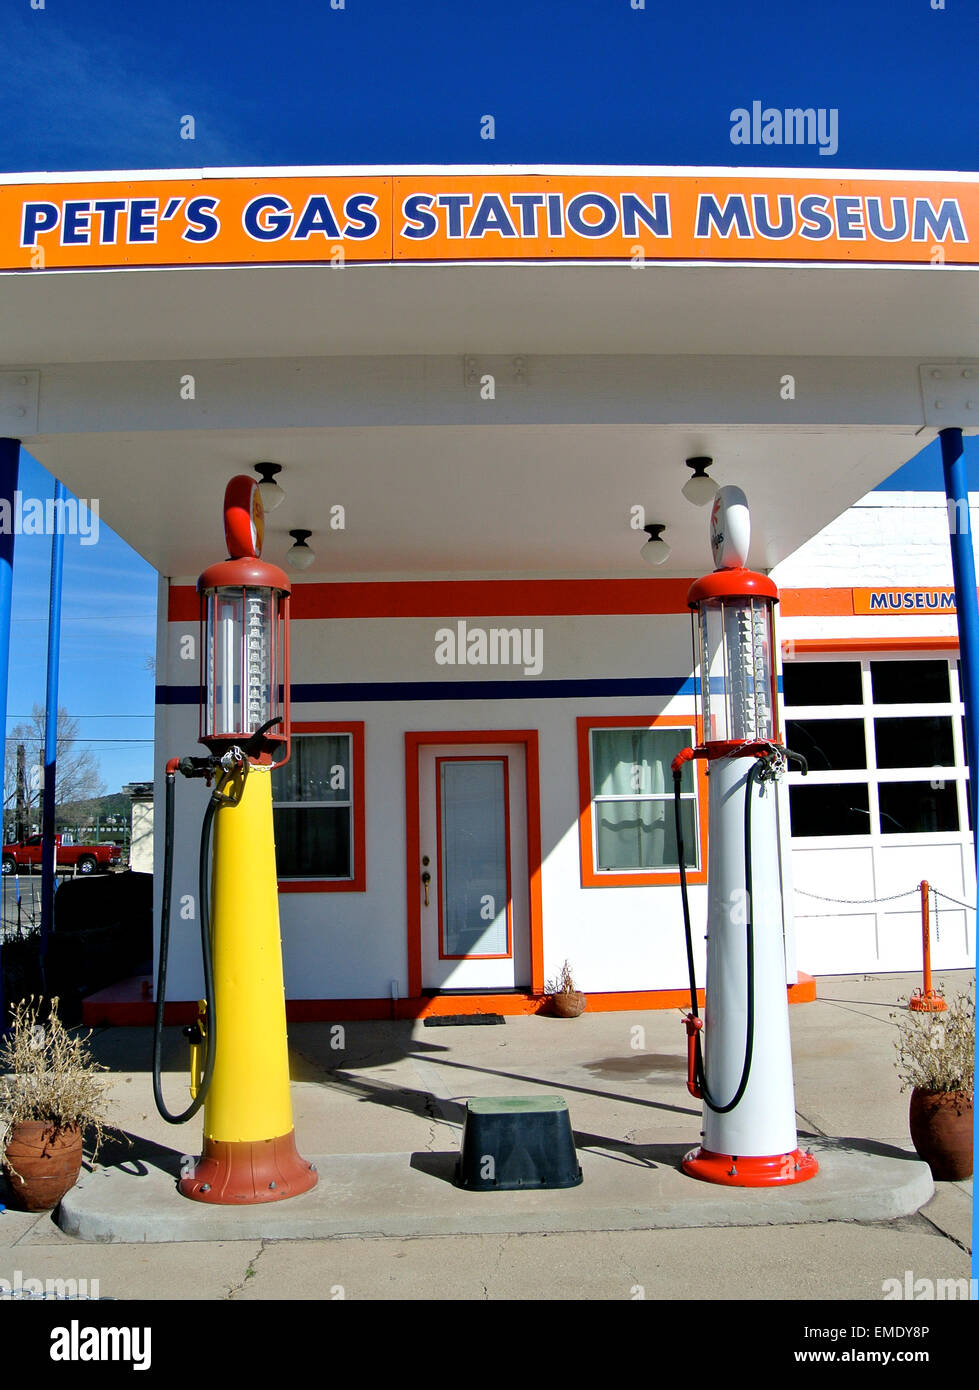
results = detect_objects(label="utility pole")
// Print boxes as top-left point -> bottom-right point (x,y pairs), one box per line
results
15,742 -> 26,843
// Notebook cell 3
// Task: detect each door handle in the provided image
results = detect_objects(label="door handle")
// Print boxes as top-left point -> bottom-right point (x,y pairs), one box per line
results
421,870 -> 431,906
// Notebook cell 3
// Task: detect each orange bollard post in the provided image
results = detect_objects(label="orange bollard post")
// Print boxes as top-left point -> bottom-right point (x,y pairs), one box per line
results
909,880 -> 946,1013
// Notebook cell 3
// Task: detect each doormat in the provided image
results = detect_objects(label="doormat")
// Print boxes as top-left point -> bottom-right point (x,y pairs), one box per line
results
423,1014 -> 506,1027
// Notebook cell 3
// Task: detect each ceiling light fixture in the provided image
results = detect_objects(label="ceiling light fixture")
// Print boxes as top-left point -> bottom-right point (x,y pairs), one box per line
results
682,456 -> 718,507
254,461 -> 285,512
286,528 -> 315,571
640,522 -> 671,566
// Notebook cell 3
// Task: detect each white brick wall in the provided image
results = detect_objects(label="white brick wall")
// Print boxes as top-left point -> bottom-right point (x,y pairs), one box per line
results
772,490 -> 979,589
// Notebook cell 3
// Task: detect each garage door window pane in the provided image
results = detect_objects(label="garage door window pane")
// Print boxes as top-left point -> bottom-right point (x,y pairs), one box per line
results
783,661 -> 862,706
789,784 -> 871,837
874,716 -> 954,769
878,782 -> 959,834
871,660 -> 950,704
785,718 -> 866,771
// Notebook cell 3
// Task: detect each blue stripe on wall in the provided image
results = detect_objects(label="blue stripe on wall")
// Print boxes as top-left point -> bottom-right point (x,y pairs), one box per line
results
157,677 -> 698,705
157,675 -> 785,706
158,675 -> 785,706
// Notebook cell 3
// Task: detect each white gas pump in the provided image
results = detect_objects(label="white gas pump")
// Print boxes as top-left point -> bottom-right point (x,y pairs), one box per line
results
672,486 -> 817,1187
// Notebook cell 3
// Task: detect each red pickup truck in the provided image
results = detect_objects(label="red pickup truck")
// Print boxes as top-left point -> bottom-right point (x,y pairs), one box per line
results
2,835 -> 121,876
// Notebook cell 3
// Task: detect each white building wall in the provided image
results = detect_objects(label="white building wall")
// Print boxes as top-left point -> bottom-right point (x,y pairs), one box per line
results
156,596 -> 716,1002
774,488 -> 977,980
152,485 -> 978,1001
129,800 -> 154,874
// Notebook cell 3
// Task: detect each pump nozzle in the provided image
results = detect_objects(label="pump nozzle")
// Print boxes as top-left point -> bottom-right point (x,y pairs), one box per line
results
683,1015 -> 704,1098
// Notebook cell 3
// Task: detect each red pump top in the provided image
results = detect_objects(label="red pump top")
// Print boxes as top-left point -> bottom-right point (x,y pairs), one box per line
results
198,556 -> 291,594
686,567 -> 779,607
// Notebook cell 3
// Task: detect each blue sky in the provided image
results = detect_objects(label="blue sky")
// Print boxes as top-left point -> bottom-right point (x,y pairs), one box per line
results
877,435 -> 979,490
6,450 -> 157,796
1,1 -> 976,173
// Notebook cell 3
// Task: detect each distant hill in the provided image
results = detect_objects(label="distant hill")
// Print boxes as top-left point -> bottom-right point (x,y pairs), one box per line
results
59,791 -> 132,820
4,791 -> 135,842
57,791 -> 132,834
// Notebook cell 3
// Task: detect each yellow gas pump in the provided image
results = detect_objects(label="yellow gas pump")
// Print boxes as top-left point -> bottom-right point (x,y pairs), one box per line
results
152,475 -> 316,1205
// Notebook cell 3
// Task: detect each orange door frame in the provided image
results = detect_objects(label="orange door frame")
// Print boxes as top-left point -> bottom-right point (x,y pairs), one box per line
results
404,730 -> 545,999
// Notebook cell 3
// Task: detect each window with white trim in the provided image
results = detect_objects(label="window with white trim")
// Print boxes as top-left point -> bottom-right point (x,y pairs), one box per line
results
588,725 -> 699,872
783,656 -> 969,839
271,732 -> 354,879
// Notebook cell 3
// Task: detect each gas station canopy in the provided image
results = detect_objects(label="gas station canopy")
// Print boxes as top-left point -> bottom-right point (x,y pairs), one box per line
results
2,166 -> 977,579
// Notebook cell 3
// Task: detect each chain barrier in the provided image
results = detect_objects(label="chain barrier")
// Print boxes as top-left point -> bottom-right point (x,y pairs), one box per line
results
795,884 -> 975,912
795,886 -> 918,906
931,887 -> 977,912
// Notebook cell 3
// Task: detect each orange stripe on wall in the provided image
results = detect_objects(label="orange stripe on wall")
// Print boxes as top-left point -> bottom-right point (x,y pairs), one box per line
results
784,637 -> 959,655
169,579 -> 875,624
779,588 -> 854,617
169,578 -> 698,623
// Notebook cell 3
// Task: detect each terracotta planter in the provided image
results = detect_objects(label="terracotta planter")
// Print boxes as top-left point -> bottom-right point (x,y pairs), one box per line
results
551,991 -> 586,1018
2,1121 -> 84,1211
908,1087 -> 973,1181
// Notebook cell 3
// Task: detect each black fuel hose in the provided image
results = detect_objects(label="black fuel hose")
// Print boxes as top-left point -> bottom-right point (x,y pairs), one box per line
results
152,768 -> 227,1125
675,745 -> 807,1115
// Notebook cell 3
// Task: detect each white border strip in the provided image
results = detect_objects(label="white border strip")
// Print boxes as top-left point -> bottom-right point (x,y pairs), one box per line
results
1,164 -> 978,186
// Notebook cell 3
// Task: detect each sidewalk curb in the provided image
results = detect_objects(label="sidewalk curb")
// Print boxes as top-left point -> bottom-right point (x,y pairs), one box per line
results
57,1139 -> 934,1244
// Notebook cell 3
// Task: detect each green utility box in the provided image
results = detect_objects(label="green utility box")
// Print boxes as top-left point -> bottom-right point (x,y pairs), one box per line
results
457,1095 -> 583,1191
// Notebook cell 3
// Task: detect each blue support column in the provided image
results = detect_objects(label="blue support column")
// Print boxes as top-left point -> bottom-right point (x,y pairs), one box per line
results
0,439 -> 20,1026
938,426 -> 978,1296
940,429 -> 979,857
39,479 -> 66,984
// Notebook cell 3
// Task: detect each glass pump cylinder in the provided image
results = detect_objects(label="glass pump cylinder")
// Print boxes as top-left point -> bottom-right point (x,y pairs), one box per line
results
198,558 -> 291,766
687,571 -> 779,746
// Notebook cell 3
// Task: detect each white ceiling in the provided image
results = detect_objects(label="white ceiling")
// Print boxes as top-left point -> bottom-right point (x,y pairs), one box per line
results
30,422 -> 921,580
4,257 -> 973,580
2,261 -> 978,364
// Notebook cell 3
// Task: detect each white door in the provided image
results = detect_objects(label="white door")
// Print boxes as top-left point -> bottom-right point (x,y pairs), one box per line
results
418,743 -> 530,991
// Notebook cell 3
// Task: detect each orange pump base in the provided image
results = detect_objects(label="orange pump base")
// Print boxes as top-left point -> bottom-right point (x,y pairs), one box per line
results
909,989 -> 947,1013
179,1130 -> 318,1205
682,1146 -> 819,1188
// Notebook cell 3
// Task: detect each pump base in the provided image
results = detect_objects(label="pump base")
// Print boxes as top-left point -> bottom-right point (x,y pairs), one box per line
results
179,1130 -> 318,1205
909,989 -> 947,1013
682,1145 -> 818,1187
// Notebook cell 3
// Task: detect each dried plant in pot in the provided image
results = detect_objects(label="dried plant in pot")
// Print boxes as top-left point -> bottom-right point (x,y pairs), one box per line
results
892,983 -> 974,1182
0,996 -> 115,1211
546,960 -> 586,1018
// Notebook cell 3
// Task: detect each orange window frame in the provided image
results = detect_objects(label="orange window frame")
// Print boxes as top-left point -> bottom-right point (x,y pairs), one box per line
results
275,720 -> 366,893
576,714 -> 708,888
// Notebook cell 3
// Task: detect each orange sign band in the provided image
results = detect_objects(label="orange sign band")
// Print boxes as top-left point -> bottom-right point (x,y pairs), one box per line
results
2,172 -> 976,271
852,587 -> 958,614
